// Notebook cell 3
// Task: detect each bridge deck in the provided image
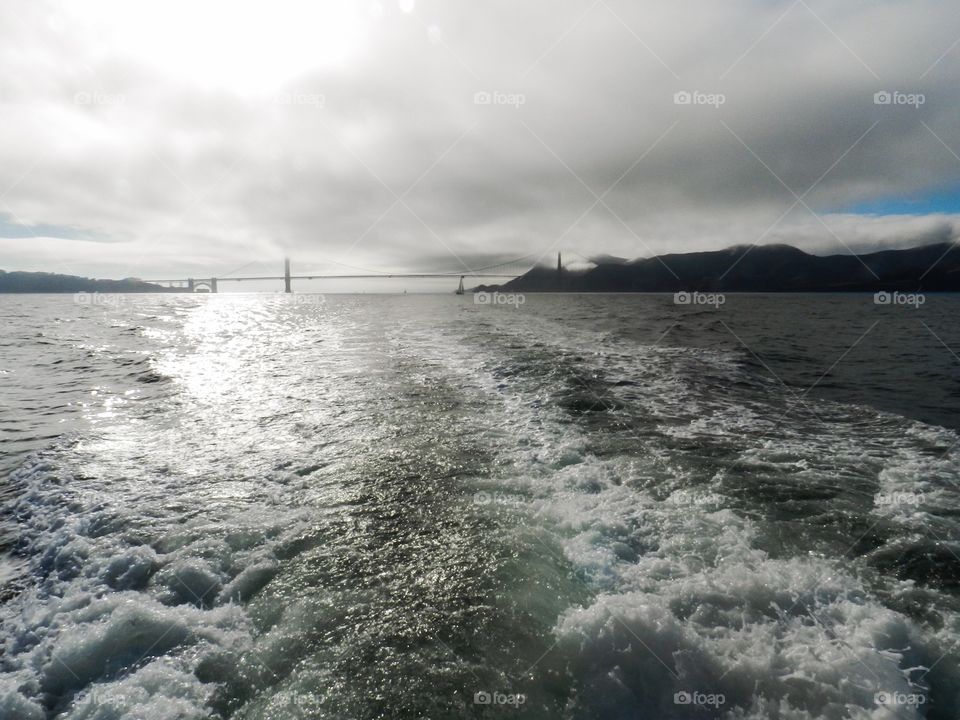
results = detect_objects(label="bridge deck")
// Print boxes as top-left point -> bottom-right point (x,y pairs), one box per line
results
146,273 -> 518,283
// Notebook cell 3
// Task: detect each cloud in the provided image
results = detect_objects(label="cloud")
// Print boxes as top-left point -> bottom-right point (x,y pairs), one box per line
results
0,0 -> 958,282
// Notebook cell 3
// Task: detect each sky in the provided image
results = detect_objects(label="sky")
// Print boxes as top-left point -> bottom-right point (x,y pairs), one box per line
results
0,0 -> 959,291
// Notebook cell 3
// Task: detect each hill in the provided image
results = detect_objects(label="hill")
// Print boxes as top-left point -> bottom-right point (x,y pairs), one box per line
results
498,242 -> 960,293
0,270 -> 181,293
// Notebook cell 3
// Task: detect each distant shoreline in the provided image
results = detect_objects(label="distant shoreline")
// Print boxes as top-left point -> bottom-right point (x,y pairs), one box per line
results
493,241 -> 960,294
0,270 -> 181,294
6,240 -> 960,294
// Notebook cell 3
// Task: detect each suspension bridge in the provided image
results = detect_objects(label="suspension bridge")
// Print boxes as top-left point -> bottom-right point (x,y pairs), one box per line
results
146,254 -> 559,293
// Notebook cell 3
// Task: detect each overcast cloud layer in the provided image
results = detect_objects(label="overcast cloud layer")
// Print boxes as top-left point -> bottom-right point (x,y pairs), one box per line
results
1,0 -> 959,281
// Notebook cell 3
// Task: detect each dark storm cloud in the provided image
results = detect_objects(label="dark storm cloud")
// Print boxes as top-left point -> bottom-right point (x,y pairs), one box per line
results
0,0 -> 959,279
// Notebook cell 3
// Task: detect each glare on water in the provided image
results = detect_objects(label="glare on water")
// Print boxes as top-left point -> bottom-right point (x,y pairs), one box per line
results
1,293 -> 959,719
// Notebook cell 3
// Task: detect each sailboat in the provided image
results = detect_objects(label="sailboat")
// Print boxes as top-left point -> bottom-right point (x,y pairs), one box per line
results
455,276 -> 465,295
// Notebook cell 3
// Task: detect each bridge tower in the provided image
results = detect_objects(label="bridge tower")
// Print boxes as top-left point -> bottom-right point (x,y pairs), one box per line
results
284,258 -> 292,293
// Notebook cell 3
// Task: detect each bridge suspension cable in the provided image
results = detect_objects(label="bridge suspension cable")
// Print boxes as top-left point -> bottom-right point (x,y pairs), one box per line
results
291,250 -> 545,278
145,250 -> 556,292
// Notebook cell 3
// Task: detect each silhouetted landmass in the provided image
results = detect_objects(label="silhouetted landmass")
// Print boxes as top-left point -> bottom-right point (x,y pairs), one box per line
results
0,270 -> 180,293
497,242 -> 960,293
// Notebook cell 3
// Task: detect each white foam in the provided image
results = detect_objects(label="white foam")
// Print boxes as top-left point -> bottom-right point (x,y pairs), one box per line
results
0,453 -> 290,717
450,323 -> 959,717
0,680 -> 45,720
62,663 -> 211,720
538,470 -> 940,717
3,298 -> 959,718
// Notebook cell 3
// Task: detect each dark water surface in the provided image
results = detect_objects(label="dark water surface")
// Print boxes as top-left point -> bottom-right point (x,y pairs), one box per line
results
1,293 -> 958,719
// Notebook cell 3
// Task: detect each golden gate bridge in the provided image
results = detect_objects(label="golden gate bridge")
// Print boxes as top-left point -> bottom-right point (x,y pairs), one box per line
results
145,254 -> 558,293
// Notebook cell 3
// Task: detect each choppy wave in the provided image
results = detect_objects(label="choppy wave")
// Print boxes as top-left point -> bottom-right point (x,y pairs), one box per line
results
1,294 -> 959,719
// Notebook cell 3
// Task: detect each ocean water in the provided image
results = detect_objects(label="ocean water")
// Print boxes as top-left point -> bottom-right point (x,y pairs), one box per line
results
1,293 -> 959,719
